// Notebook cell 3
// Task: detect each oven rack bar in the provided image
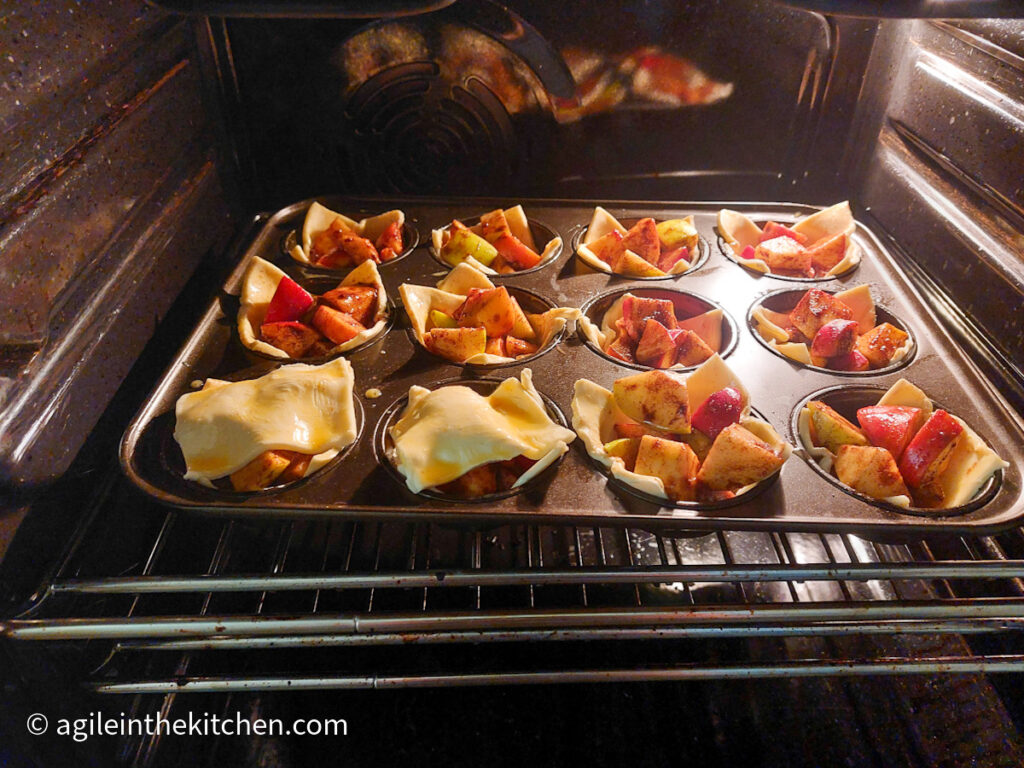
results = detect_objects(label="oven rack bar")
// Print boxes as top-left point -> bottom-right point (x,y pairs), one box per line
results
102,621 -> 1024,651
89,656 -> 1024,694
42,560 -> 1024,594
7,600 -> 1024,640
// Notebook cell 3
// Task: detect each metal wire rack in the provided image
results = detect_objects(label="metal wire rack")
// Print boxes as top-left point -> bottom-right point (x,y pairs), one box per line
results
5,471 -> 1024,696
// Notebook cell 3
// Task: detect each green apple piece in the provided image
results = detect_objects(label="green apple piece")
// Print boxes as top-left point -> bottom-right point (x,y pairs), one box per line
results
442,227 -> 498,267
429,309 -> 457,329
603,437 -> 640,470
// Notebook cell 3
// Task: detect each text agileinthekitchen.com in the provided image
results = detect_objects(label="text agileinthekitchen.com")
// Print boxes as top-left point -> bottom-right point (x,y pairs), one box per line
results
26,711 -> 348,742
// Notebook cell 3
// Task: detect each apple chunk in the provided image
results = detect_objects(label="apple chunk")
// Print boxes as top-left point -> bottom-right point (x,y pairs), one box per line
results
633,434 -> 700,502
691,386 -> 744,440
672,329 -> 714,367
834,445 -> 910,499
656,218 -> 699,250
635,319 -> 677,368
260,321 -> 323,358
264,276 -> 314,323
612,370 -> 691,433
830,349 -> 870,372
696,424 -> 784,491
855,322 -> 909,368
311,305 -> 366,345
423,326 -> 486,362
455,286 -> 516,336
806,232 -> 847,273
603,437 -> 641,470
810,318 -> 859,359
320,284 -> 377,326
621,218 -> 660,263
621,295 -> 677,341
789,289 -> 854,340
229,450 -> 293,492
755,236 -> 811,275
856,405 -> 925,461
806,400 -> 869,454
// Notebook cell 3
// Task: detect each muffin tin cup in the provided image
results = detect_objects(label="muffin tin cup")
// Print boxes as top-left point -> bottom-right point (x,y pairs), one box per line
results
747,287 -> 915,376
120,196 -> 1024,537
374,377 -> 571,504
282,220 -> 420,274
572,224 -> 710,281
404,286 -> 565,371
587,406 -> 785,512
716,230 -> 859,282
791,384 -> 1002,518
243,295 -> 396,366
134,374 -> 365,503
429,216 -> 562,277
579,286 -> 739,372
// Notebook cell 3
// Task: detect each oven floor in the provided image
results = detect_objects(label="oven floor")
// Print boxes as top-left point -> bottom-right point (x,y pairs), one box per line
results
131,672 -> 1022,767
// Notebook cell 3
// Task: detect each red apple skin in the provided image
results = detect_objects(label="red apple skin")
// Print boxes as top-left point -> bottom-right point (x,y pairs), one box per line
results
760,221 -> 809,245
493,233 -> 541,270
691,386 -> 744,439
264,276 -> 315,323
657,246 -> 689,272
810,319 -> 859,359
830,349 -> 871,372
856,405 -> 925,461
898,410 -> 963,488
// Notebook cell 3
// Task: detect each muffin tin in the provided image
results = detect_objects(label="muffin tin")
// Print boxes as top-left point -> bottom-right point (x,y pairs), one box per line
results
120,197 -> 1024,536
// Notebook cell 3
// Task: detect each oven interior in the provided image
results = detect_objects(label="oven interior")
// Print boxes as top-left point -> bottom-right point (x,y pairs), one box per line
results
1,1 -> 1023,765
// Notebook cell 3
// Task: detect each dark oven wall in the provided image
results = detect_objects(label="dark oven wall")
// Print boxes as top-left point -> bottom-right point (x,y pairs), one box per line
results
846,19 -> 1024,413
0,1 -> 239,497
211,0 -> 876,208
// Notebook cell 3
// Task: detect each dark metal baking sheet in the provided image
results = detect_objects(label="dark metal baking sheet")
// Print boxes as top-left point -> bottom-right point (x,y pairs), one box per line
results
120,196 -> 1024,537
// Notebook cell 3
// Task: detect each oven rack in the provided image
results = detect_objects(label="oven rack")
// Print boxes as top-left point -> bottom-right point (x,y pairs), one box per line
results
5,474 -> 1024,693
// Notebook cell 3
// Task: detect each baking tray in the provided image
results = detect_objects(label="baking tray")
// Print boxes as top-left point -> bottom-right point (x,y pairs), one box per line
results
120,196 -> 1024,537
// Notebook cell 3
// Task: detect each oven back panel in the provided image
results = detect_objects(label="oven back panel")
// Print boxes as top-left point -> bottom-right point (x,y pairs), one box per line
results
213,1 -> 869,206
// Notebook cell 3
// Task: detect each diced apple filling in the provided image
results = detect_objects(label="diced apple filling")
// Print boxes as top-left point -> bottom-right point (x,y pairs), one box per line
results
310,216 -> 403,267
229,450 -> 314,491
600,293 -> 718,369
605,371 -> 784,502
435,456 -> 538,498
588,216 -> 696,277
440,209 -> 542,273
757,288 -> 909,372
738,219 -> 848,278
808,400 -> 970,508
257,275 -> 379,358
422,286 -> 541,363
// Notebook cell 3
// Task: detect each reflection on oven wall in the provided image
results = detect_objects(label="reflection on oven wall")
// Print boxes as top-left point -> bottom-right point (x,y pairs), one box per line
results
216,0 -> 862,207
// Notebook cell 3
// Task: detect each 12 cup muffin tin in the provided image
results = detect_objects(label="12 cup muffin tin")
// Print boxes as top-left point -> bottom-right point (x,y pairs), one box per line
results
120,197 -> 1024,537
